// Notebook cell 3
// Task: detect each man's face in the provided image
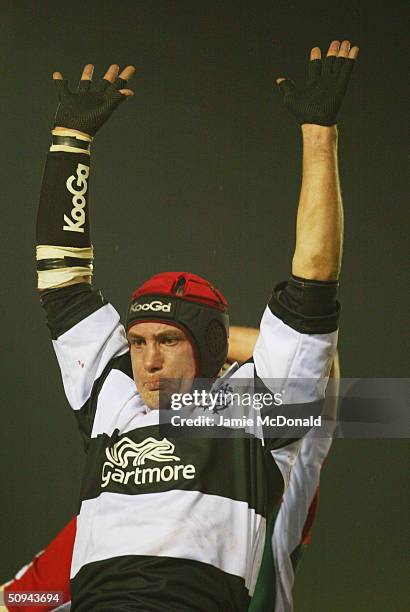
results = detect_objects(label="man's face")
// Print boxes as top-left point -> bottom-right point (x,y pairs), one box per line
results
127,321 -> 196,409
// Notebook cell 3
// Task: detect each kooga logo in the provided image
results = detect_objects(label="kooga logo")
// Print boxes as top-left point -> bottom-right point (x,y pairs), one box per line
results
101,436 -> 195,488
63,163 -> 89,233
130,300 -> 172,313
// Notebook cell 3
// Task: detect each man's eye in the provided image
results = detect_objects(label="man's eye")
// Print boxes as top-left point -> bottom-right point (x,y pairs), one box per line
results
162,337 -> 179,346
131,338 -> 144,347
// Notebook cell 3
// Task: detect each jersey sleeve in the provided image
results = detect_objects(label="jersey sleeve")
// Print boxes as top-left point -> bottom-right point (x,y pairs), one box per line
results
253,276 -> 339,389
250,277 -> 339,456
40,283 -> 129,433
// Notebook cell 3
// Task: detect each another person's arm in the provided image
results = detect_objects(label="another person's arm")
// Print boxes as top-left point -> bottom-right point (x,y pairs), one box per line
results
1,519 -> 76,612
227,326 -> 259,364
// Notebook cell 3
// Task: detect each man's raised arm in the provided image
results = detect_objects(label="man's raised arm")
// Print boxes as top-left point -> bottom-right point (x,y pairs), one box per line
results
277,40 -> 359,281
35,63 -> 136,425
36,63 -> 135,291
250,39 -> 359,424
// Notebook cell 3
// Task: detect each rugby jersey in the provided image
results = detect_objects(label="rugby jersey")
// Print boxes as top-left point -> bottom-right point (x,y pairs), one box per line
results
40,282 -> 338,611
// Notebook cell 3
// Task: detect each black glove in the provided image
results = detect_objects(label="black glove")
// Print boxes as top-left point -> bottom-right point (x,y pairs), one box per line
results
277,55 -> 356,126
53,77 -> 128,136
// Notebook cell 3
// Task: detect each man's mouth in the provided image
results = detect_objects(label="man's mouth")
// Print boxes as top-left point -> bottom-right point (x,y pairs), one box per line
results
145,380 -> 162,391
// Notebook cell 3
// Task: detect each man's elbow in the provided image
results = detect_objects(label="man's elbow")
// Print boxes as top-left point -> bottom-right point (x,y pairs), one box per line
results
292,254 -> 340,281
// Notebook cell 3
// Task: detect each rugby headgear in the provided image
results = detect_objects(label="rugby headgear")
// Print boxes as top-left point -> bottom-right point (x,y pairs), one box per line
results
126,272 -> 229,378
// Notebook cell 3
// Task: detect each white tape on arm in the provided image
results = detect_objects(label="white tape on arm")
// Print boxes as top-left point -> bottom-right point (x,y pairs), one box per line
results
36,245 -> 94,289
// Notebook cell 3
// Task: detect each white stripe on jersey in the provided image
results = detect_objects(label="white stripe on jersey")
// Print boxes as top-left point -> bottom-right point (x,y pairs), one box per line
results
90,368 -> 147,438
52,303 -> 128,410
71,490 -> 266,595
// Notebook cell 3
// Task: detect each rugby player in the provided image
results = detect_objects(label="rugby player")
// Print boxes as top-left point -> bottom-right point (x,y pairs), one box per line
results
1,335 -> 339,612
8,39 -> 358,611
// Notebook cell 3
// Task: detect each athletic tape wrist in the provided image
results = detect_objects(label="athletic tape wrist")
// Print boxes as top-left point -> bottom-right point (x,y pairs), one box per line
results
37,266 -> 93,289
37,151 -> 91,248
50,129 -> 92,154
36,245 -> 94,289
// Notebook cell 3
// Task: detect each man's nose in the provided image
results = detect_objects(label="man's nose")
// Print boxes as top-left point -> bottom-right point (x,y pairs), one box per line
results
143,343 -> 163,372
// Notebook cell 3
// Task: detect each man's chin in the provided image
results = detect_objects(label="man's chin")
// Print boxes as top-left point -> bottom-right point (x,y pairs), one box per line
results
139,389 -> 160,410
137,379 -> 195,410
139,388 -> 175,410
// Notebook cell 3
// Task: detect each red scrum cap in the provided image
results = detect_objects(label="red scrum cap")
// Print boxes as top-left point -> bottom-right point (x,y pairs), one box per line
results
126,272 -> 229,378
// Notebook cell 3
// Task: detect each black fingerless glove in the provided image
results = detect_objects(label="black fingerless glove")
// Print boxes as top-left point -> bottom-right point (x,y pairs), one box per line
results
278,56 -> 356,126
53,77 -> 128,136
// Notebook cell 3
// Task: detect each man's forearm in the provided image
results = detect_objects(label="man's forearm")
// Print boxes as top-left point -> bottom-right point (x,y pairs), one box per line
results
36,145 -> 93,290
227,326 -> 259,364
37,127 -> 93,289
276,40 -> 359,282
36,62 -> 135,291
292,124 -> 342,281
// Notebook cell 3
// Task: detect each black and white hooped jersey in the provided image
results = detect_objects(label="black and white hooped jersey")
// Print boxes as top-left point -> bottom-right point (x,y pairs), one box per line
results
41,283 -> 338,611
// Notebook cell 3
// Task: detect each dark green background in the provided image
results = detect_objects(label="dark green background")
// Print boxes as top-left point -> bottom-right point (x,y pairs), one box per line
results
1,1 -> 408,610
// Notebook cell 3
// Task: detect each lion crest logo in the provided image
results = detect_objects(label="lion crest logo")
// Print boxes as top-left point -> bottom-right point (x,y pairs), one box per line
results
105,437 -> 180,468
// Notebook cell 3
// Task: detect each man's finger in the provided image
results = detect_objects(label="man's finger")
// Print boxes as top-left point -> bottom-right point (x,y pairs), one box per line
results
119,89 -> 134,97
102,64 -> 119,84
53,71 -> 64,80
119,65 -> 136,81
323,41 -> 341,74
78,80 -> 92,93
53,79 -> 70,100
307,58 -> 322,84
80,64 -> 94,81
339,57 -> 356,81
326,40 -> 340,57
276,78 -> 296,96
310,46 -> 321,61
348,46 -> 360,60
337,40 -> 351,58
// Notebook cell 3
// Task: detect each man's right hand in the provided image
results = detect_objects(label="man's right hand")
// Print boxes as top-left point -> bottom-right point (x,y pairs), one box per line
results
53,63 -> 136,137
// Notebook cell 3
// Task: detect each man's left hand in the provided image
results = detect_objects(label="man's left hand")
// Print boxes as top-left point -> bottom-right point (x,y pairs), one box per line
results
276,40 -> 359,126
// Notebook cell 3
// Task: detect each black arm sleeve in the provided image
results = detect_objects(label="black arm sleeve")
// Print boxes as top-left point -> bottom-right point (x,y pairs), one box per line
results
269,274 -> 340,333
36,151 -> 91,247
